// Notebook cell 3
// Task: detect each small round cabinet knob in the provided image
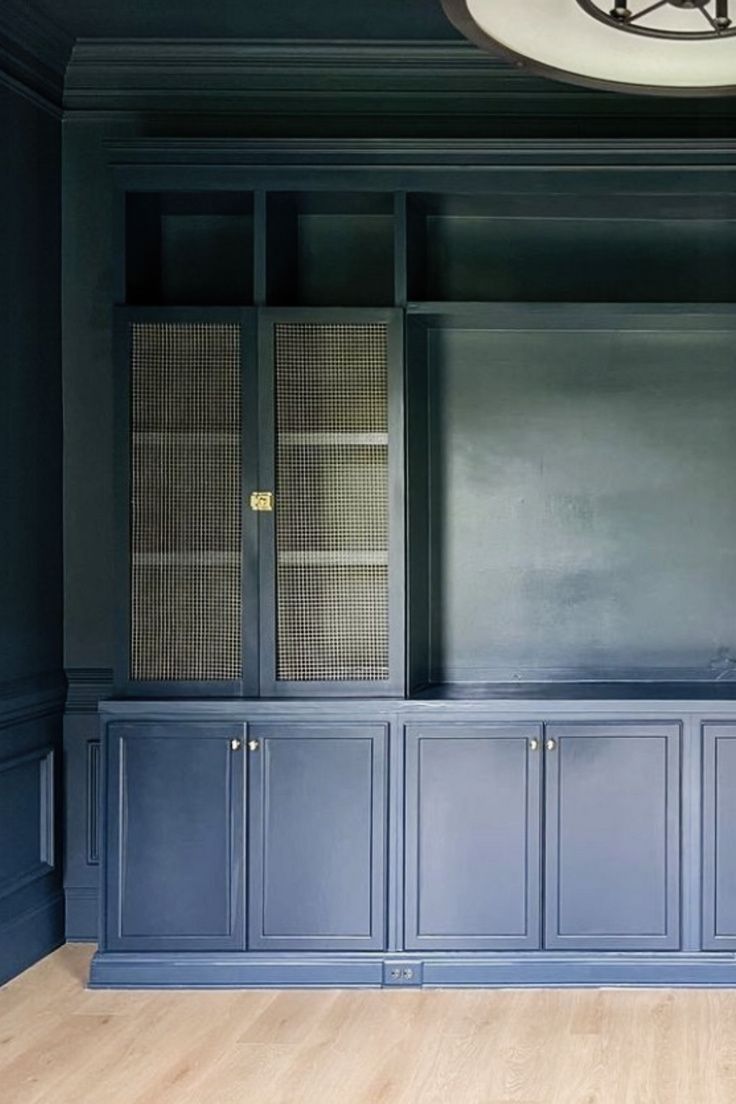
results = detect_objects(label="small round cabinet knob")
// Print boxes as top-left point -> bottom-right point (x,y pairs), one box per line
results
529,738 -> 540,751
230,739 -> 242,751
247,739 -> 260,752
546,738 -> 557,752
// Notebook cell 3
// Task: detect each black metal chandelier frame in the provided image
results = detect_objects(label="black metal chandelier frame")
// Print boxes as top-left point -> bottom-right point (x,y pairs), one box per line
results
577,0 -> 736,39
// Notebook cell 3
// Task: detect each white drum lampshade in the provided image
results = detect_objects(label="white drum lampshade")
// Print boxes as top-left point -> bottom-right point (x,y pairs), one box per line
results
442,0 -> 736,95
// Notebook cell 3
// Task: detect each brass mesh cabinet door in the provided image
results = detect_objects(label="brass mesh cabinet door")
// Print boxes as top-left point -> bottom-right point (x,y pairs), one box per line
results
268,313 -> 403,693
126,317 -> 244,687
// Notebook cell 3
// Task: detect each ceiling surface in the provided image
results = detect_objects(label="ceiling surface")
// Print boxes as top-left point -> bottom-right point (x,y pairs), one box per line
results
33,0 -> 457,41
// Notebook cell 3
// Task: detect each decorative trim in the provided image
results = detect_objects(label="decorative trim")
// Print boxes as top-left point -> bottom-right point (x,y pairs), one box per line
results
65,887 -> 99,942
89,950 -> 736,989
0,892 -> 64,986
0,671 -> 66,730
0,0 -> 72,109
0,748 -> 55,901
105,136 -> 736,172
65,668 -> 114,713
63,37 -> 736,117
86,741 -> 101,865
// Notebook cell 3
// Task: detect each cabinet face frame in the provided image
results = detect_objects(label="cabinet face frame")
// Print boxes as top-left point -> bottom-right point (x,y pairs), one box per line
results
404,723 -> 544,951
702,724 -> 736,950
247,723 -> 388,951
113,306 -> 259,697
257,307 -> 406,698
544,722 -> 681,951
103,721 -> 247,952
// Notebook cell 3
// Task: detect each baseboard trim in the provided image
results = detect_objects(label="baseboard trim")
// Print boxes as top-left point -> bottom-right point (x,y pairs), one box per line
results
65,888 -> 99,942
89,950 -> 736,990
0,893 -> 65,986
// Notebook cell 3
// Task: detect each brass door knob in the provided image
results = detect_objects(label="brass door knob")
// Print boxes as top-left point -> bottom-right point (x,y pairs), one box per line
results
247,739 -> 260,752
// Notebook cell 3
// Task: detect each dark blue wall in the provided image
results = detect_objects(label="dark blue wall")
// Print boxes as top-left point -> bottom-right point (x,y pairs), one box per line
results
0,80 -> 65,982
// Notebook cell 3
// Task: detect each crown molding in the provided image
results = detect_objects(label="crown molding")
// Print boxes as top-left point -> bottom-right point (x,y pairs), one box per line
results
0,0 -> 73,108
64,36 -> 593,114
63,36 -> 736,121
65,668 -> 114,713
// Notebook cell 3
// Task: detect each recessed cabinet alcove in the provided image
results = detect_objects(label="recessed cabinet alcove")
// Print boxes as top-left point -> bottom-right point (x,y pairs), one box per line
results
90,146 -> 736,989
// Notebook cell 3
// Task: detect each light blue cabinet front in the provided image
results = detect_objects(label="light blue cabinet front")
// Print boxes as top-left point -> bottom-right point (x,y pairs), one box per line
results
404,725 -> 543,951
105,722 -> 246,952
702,724 -> 736,950
545,723 -> 681,951
247,724 -> 387,951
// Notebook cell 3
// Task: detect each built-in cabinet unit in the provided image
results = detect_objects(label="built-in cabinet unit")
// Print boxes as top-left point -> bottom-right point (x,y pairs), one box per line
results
91,143 -> 736,988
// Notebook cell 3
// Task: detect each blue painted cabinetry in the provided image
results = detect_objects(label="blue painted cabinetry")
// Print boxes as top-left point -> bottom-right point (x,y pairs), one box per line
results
545,723 -> 681,951
703,725 -> 736,950
404,724 -> 542,950
248,724 -> 387,951
103,720 -> 387,955
104,722 -> 246,951
405,721 -> 681,953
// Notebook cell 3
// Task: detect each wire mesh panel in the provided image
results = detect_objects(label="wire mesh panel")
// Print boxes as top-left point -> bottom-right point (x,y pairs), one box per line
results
275,322 -> 389,681
130,322 -> 242,681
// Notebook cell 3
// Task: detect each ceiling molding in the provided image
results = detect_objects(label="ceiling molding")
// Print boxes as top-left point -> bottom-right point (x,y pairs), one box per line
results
63,37 -> 736,122
0,1 -> 72,102
0,0 -> 73,106
64,36 -> 598,113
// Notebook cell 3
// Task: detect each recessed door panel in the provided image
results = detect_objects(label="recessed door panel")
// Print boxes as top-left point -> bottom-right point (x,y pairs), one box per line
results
545,723 -> 680,951
405,725 -> 542,951
248,724 -> 387,950
105,722 -> 245,951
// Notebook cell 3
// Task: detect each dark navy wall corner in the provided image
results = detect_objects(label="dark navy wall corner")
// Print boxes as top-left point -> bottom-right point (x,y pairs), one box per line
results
0,0 -> 71,112
63,669 -> 113,941
0,29 -> 65,980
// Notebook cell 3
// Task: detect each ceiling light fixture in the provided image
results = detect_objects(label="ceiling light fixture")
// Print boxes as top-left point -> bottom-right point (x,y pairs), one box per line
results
442,0 -> 736,95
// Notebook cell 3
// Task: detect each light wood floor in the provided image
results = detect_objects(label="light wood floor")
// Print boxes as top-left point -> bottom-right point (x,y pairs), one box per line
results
3,946 -> 736,1104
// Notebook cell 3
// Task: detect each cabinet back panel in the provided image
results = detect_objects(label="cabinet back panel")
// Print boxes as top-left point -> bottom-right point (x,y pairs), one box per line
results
427,325 -> 736,683
419,216 -> 736,302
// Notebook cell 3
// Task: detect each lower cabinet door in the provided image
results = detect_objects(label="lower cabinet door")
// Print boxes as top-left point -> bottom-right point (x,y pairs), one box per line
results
404,725 -> 543,951
247,724 -> 387,951
104,722 -> 246,952
544,723 -> 680,951
702,724 -> 736,950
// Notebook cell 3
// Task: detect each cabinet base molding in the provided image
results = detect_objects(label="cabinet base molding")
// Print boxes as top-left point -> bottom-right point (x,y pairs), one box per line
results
89,951 -> 736,990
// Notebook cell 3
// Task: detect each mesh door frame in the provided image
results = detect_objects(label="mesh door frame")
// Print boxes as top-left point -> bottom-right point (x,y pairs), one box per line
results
257,308 -> 406,698
113,306 -> 259,697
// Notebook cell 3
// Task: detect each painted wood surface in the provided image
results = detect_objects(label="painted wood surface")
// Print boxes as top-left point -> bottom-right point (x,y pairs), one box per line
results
248,724 -> 387,951
104,722 -> 245,951
404,724 -> 542,950
544,723 -> 681,950
702,724 -> 736,950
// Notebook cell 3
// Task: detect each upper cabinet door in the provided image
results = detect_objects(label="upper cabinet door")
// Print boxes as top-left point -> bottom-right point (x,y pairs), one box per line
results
247,723 -> 388,951
104,722 -> 246,952
258,309 -> 405,697
702,725 -> 736,950
405,724 -> 543,951
115,307 -> 259,696
544,723 -> 681,951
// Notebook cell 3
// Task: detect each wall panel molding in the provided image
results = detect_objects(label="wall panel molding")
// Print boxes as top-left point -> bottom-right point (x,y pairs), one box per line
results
0,747 -> 55,901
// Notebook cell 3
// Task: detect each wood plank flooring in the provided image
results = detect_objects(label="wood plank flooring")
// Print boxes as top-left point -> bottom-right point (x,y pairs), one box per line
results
3,945 -> 736,1103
